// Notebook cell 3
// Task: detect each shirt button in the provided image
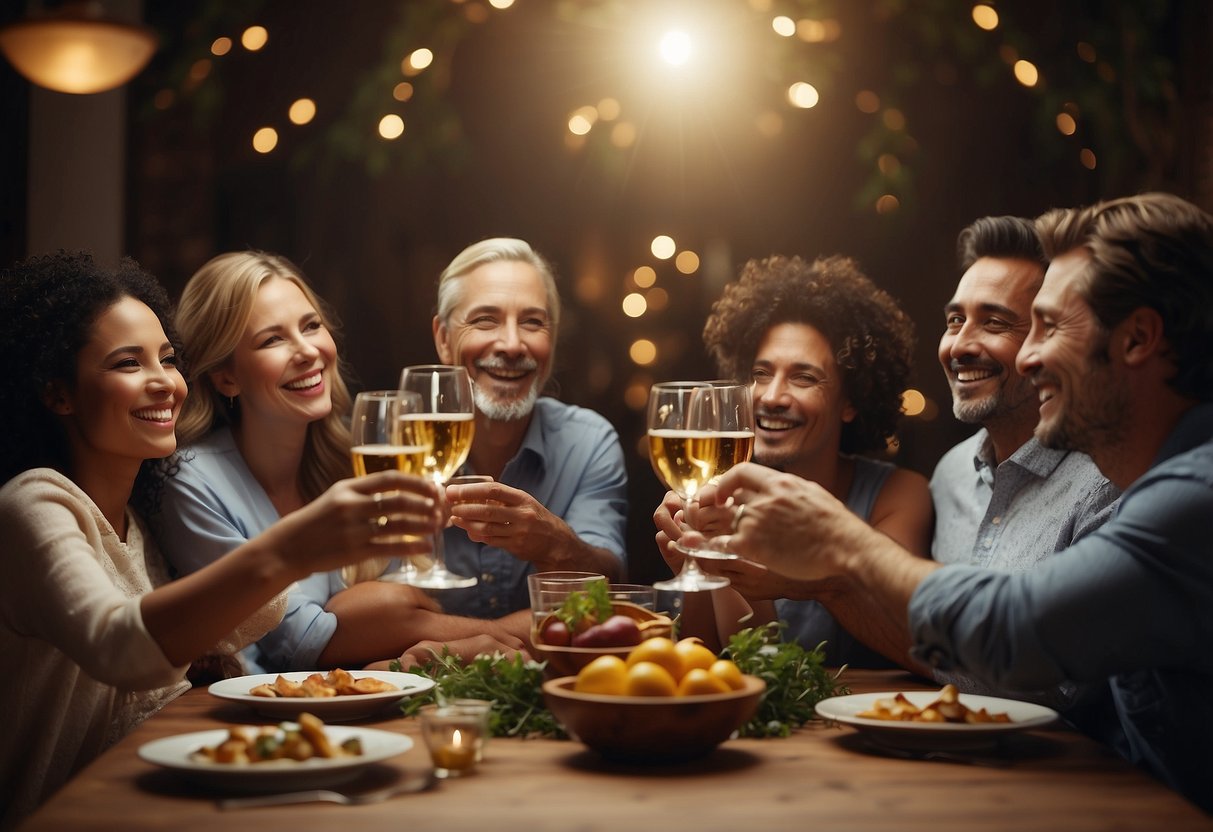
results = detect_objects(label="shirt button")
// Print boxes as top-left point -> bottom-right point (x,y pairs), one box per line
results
481,573 -> 494,583
991,516 -> 1001,525
983,537 -> 993,547
488,597 -> 499,609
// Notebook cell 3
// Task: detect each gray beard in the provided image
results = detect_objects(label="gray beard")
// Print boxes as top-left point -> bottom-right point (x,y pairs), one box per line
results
474,381 -> 540,421
951,395 -> 999,424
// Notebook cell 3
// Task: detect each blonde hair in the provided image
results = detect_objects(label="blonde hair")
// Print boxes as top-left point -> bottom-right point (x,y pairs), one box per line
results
436,237 -> 561,333
176,251 -> 353,501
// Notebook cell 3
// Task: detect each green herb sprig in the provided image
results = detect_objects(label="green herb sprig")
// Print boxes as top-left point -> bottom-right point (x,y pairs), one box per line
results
722,622 -> 848,738
395,649 -> 565,739
552,581 -> 612,631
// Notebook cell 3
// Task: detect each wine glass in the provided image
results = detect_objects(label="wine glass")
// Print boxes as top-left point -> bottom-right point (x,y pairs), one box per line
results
398,364 -> 478,589
648,381 -> 754,592
345,390 -> 431,585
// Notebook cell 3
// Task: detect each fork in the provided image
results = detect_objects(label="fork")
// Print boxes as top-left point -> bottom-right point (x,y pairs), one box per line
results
217,769 -> 436,810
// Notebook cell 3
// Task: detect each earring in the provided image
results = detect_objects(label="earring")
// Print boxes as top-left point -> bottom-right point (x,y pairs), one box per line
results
227,395 -> 237,409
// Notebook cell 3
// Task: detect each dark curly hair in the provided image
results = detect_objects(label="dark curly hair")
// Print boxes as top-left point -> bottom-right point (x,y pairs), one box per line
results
702,254 -> 916,455
0,251 -> 182,496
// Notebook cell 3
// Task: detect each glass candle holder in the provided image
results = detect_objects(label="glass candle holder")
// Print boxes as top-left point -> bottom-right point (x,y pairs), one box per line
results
419,703 -> 486,777
446,698 -> 492,762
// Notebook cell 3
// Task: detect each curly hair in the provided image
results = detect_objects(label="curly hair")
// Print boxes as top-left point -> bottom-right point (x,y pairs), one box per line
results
175,251 -> 353,502
0,251 -> 182,490
702,254 -> 916,455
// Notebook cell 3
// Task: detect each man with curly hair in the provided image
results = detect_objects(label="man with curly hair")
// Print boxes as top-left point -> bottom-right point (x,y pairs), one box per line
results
655,254 -> 932,667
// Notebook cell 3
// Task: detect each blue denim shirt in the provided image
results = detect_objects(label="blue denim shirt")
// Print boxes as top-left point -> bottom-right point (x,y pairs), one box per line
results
910,404 -> 1213,811
434,397 -> 628,618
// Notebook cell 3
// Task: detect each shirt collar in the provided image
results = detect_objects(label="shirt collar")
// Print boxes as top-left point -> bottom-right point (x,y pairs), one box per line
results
972,428 -> 1070,478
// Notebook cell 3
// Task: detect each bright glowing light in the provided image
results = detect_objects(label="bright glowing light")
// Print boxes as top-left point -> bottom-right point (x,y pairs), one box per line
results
675,251 -> 700,274
971,5 -> 999,30
241,26 -> 268,51
1013,59 -> 1039,87
1056,113 -> 1076,135
901,389 -> 926,417
252,127 -> 278,154
488,0 -> 515,8
629,339 -> 658,366
211,37 -> 232,56
633,266 -> 657,288
772,16 -> 795,37
568,105 -> 598,136
788,82 -> 819,109
875,194 -> 900,214
622,293 -> 648,317
1080,148 -> 1097,169
404,48 -> 434,75
658,30 -> 692,66
393,82 -> 414,102
289,98 -> 316,125
650,235 -> 676,259
378,114 -> 405,140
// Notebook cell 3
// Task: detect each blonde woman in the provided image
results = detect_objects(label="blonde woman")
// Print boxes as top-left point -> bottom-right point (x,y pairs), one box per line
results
155,251 -> 524,672
0,252 -> 431,824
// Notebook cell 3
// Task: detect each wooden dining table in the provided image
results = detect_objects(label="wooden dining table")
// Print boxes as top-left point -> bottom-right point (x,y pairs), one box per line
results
18,668 -> 1211,832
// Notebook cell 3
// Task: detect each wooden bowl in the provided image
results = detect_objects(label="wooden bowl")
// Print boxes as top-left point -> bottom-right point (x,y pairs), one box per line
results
531,602 -> 674,678
541,675 -> 765,763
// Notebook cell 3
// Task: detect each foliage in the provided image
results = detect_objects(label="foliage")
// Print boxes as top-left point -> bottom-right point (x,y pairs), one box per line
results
552,582 -> 612,631
395,649 -> 566,739
722,622 -> 848,738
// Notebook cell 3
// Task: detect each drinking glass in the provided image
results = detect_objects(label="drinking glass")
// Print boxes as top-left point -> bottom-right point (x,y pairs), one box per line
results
398,364 -> 478,589
647,381 -> 754,592
345,390 -> 430,585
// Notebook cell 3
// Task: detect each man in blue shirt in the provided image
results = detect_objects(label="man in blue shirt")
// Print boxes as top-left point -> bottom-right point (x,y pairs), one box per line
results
702,193 -> 1213,811
427,238 -> 628,621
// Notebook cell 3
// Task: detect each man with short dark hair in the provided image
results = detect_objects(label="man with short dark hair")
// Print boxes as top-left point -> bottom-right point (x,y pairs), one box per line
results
706,193 -> 1213,810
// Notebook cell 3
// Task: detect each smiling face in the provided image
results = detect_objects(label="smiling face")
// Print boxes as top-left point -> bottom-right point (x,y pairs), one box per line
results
938,256 -> 1043,434
433,259 -> 553,422
1016,248 -> 1127,455
210,276 -> 337,432
52,296 -> 186,475
749,322 -> 855,474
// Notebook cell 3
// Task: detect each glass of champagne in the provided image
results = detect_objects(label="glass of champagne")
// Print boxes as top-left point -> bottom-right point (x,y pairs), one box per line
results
346,390 -> 431,585
648,381 -> 754,592
398,364 -> 478,589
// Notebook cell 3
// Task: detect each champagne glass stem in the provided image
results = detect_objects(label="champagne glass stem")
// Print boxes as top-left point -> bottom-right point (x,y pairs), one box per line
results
408,475 -> 477,590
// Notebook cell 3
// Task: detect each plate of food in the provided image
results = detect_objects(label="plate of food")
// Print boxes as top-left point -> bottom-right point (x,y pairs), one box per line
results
138,713 -> 414,792
208,669 -> 434,721
815,685 -> 1058,750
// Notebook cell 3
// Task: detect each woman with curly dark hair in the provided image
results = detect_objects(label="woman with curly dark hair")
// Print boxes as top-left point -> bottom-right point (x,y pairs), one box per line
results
0,252 -> 442,826
655,254 -> 932,666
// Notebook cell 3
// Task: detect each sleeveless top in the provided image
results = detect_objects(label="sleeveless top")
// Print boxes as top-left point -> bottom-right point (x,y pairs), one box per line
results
773,456 -> 898,668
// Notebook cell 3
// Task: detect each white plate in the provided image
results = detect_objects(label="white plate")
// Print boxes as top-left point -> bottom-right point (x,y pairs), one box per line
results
815,691 -> 1058,749
138,725 -> 413,792
208,671 -> 434,721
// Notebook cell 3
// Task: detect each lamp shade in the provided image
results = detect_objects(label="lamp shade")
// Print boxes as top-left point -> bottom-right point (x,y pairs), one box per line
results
0,12 -> 157,95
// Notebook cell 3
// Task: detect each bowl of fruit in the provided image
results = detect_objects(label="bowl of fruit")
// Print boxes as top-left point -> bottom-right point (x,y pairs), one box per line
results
531,584 -> 675,678
542,636 -> 765,763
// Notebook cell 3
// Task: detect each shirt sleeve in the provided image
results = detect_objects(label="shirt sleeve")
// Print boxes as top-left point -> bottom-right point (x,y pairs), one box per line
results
0,478 -> 184,689
909,469 -> 1213,690
156,465 -> 328,668
557,418 -> 629,567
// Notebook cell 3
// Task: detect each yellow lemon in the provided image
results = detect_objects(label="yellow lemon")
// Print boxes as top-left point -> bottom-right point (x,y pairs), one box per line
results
707,659 -> 746,691
574,655 -> 627,695
625,637 -> 682,680
676,667 -> 731,696
674,638 -> 717,678
624,661 -> 678,696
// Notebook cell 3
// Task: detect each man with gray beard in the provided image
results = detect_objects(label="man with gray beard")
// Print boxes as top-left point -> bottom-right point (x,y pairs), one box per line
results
930,216 -> 1119,571
429,238 -> 627,619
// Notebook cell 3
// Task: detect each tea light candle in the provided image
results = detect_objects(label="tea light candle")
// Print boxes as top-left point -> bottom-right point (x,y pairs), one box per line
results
419,704 -> 485,778
432,729 -> 476,771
